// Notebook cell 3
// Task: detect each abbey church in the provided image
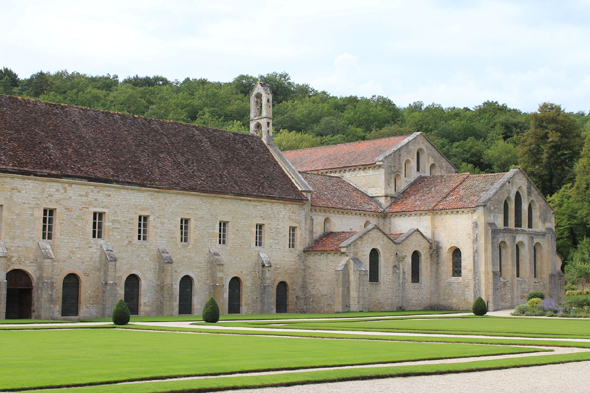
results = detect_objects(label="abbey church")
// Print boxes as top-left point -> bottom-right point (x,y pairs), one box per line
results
0,82 -> 564,320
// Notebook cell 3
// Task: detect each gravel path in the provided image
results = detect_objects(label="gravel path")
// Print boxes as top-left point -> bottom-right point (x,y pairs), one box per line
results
222,361 -> 590,393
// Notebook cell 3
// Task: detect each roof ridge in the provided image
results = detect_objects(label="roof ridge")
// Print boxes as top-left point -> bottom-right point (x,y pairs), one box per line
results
285,135 -> 410,153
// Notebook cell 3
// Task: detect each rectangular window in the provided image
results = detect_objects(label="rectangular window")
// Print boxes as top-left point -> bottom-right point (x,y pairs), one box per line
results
288,226 -> 296,249
137,215 -> 149,241
218,221 -> 228,245
92,212 -> 104,239
180,218 -> 190,244
42,208 -> 55,240
255,224 -> 264,247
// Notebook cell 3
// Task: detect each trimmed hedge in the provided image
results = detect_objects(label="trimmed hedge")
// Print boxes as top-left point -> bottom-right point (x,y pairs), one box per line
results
112,299 -> 131,325
527,291 -> 545,301
202,296 -> 220,323
472,296 -> 487,316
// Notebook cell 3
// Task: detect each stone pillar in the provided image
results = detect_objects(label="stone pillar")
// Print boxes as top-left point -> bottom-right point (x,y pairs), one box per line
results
158,247 -> 174,316
550,270 -> 565,304
259,253 -> 273,314
209,249 -> 225,314
36,242 -> 54,320
335,259 -> 350,313
349,258 -> 368,312
100,245 -> 118,318
0,242 -> 7,320
490,271 -> 501,311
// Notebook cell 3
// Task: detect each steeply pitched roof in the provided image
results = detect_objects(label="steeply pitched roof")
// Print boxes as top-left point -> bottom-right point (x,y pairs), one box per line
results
304,232 -> 358,252
0,96 -> 306,201
283,136 -> 409,171
387,173 -> 506,213
301,172 -> 382,212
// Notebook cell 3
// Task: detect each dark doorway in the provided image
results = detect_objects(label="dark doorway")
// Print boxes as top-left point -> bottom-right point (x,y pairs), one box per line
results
6,269 -> 33,319
276,281 -> 287,313
228,277 -> 241,314
61,274 -> 80,317
178,275 -> 193,315
124,275 -> 140,315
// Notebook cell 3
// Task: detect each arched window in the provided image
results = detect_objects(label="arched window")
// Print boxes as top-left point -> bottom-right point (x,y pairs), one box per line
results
124,274 -> 140,315
369,249 -> 379,282
178,275 -> 193,315
394,176 -> 397,192
452,249 -> 462,277
276,281 -> 288,313
364,220 -> 371,228
404,160 -> 411,178
515,192 -> 522,228
533,246 -> 537,278
498,243 -> 503,278
411,251 -> 420,283
515,244 -> 520,277
416,151 -> 421,172
228,277 -> 241,314
323,217 -> 332,233
394,174 -> 401,192
503,199 -> 509,227
61,274 -> 79,317
430,163 -> 436,175
528,202 -> 534,229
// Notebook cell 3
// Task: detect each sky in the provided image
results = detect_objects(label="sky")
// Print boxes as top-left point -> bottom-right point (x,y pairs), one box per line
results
2,0 -> 589,113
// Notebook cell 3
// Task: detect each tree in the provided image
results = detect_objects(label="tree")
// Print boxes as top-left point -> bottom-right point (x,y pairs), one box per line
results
565,238 -> 590,291
202,296 -> 220,323
573,133 -> 590,223
112,299 -> 131,325
517,103 -> 582,196
274,130 -> 322,151
0,67 -> 19,95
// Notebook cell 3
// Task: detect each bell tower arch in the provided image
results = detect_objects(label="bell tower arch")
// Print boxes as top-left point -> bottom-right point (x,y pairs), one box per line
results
250,82 -> 273,144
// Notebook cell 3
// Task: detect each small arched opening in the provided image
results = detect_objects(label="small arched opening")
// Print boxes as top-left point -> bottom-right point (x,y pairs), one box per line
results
499,241 -> 508,278
515,244 -> 521,278
364,220 -> 371,228
430,163 -> 436,175
369,248 -> 380,283
534,243 -> 543,279
61,273 -> 80,317
6,269 -> 33,319
503,199 -> 510,227
276,281 -> 288,313
124,274 -> 140,315
416,149 -> 425,172
178,275 -> 193,315
404,160 -> 411,178
228,277 -> 242,314
394,174 -> 401,192
515,191 -> 523,228
528,201 -> 536,229
452,248 -> 462,277
411,251 -> 420,283
323,217 -> 332,233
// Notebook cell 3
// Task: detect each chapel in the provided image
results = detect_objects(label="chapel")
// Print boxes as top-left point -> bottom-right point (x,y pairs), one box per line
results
0,83 -> 564,319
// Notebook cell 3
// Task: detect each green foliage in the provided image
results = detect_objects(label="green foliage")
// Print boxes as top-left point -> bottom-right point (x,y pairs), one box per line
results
527,291 -> 545,301
202,296 -> 220,323
517,103 -> 582,196
472,296 -> 487,316
527,298 -> 543,310
565,237 -> 590,290
274,130 -> 322,151
566,290 -> 583,297
111,299 -> 130,325
512,304 -> 530,315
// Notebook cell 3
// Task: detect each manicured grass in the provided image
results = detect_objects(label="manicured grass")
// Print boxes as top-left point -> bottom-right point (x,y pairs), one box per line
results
80,310 -> 461,323
0,319 -> 71,324
216,315 -> 590,339
26,351 -> 590,393
0,329 -> 539,390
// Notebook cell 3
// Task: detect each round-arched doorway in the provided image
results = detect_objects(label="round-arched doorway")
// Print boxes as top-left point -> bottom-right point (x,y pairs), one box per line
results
6,269 -> 33,319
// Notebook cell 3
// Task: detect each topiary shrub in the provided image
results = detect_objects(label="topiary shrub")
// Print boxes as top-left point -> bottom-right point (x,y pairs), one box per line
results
202,296 -> 220,323
527,291 -> 545,301
112,299 -> 131,325
472,296 -> 487,316
527,298 -> 543,311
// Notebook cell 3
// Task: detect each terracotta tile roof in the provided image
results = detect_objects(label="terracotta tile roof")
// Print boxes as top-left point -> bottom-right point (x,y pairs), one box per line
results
387,173 -> 506,213
304,232 -> 358,252
0,96 -> 306,201
283,136 -> 409,171
388,233 -> 403,241
301,172 -> 382,212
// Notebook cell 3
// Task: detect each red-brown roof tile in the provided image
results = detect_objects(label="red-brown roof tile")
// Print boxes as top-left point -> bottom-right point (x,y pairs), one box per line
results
388,233 -> 403,241
0,96 -> 306,201
284,136 -> 409,171
301,172 -> 382,212
387,173 -> 506,213
304,232 -> 358,252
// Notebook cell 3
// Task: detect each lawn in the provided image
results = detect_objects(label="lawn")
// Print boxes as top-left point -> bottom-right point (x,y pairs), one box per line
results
0,328 -> 539,390
214,315 -> 590,338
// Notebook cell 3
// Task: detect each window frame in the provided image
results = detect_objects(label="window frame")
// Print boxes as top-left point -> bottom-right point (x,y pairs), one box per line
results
137,215 -> 149,242
288,226 -> 296,249
255,223 -> 264,247
411,251 -> 420,283
179,218 -> 190,244
218,221 -> 228,245
369,248 -> 379,283
42,208 -> 55,241
92,211 -> 104,239
452,248 -> 462,277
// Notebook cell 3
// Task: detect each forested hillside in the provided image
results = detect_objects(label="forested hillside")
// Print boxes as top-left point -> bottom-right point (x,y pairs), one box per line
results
1,67 -> 589,267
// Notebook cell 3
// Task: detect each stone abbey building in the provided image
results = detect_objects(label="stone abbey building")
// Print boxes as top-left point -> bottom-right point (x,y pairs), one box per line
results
0,83 -> 564,319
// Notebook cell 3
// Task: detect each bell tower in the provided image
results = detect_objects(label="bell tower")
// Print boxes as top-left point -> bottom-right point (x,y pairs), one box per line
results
250,82 -> 273,144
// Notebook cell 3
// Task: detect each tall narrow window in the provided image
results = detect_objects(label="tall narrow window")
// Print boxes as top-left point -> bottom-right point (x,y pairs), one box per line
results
61,274 -> 79,317
452,249 -> 462,277
218,221 -> 228,245
416,151 -> 421,172
92,212 -> 104,239
228,277 -> 241,314
0,205 -> 3,238
288,226 -> 296,249
503,200 -> 509,227
255,224 -> 264,247
394,176 -> 397,192
276,281 -> 288,313
323,217 -> 331,233
533,246 -> 537,278
180,218 -> 189,244
528,203 -> 534,229
369,248 -> 379,282
514,192 -> 522,228
404,160 -> 410,177
499,244 -> 503,277
42,208 -> 55,240
515,244 -> 520,277
178,276 -> 193,315
124,274 -> 140,315
137,215 -> 149,241
411,251 -> 420,283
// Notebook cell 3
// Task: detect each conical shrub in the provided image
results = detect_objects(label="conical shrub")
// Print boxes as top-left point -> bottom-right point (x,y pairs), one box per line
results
112,299 -> 131,325
472,296 -> 488,316
202,296 -> 220,323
